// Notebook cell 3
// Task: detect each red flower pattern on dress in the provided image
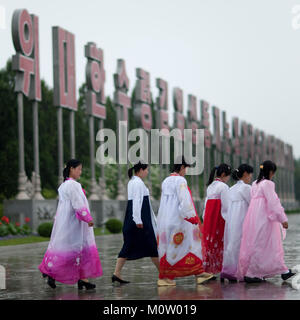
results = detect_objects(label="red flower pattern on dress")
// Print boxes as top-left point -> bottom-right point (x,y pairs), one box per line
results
173,232 -> 184,246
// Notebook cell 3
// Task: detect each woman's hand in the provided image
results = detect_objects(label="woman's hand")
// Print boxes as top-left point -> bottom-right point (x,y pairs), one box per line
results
88,221 -> 94,227
282,221 -> 288,229
136,224 -> 143,229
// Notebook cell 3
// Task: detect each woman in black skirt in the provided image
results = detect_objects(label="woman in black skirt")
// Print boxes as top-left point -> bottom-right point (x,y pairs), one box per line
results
112,161 -> 159,284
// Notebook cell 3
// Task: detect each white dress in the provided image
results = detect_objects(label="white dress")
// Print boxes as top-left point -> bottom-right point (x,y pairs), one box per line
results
39,178 -> 103,284
221,180 -> 251,279
157,174 -> 204,280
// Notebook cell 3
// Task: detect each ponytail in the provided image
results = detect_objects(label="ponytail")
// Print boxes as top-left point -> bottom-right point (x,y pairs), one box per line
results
128,161 -> 148,179
231,169 -> 240,181
63,159 -> 82,181
207,166 -> 218,186
207,163 -> 232,186
128,167 -> 134,179
232,163 -> 253,181
256,160 -> 277,184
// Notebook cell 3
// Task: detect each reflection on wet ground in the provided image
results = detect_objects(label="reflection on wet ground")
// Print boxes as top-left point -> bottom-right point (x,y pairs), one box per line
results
0,214 -> 300,300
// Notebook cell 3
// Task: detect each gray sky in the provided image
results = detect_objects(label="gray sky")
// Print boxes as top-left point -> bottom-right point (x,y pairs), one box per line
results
1,0 -> 300,158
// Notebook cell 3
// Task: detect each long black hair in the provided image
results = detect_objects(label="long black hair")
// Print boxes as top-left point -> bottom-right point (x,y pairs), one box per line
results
256,160 -> 277,184
172,155 -> 191,173
232,163 -> 254,181
63,159 -> 82,182
207,163 -> 231,186
128,161 -> 148,179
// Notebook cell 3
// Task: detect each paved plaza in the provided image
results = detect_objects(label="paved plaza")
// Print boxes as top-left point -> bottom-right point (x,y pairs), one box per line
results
0,214 -> 300,300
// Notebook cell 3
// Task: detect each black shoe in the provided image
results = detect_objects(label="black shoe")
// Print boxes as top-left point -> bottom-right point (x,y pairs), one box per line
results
281,269 -> 296,281
47,276 -> 56,289
220,273 -> 237,283
42,273 -> 48,278
112,274 -> 130,284
77,280 -> 96,290
244,276 -> 264,283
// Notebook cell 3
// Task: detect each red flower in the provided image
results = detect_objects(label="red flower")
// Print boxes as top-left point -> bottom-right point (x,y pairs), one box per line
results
0,222 -> 2,226
25,217 -> 30,223
1,216 -> 9,224
15,222 -> 21,227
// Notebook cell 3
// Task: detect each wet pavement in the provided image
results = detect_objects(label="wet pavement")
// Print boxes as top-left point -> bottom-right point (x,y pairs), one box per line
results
0,214 -> 300,300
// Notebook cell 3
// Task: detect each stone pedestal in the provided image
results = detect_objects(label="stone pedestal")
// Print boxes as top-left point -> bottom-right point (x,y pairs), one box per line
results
3,199 -> 58,233
0,265 -> 5,290
4,198 -> 297,234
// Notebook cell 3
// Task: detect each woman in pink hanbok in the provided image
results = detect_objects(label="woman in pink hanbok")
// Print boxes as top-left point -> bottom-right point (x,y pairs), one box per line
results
39,159 -> 103,289
236,160 -> 295,283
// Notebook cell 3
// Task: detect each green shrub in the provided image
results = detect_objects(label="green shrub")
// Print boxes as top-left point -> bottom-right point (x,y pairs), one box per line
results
42,189 -> 57,199
7,223 -> 18,235
105,218 -> 123,234
37,222 -> 53,237
20,224 -> 31,235
0,224 -> 9,237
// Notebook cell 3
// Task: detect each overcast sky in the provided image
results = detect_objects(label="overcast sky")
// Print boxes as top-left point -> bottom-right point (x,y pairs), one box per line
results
1,0 -> 300,158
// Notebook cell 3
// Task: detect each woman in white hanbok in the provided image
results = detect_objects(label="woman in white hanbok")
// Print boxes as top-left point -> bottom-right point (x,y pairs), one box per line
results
39,159 -> 103,289
221,164 -> 253,282
157,156 -> 214,286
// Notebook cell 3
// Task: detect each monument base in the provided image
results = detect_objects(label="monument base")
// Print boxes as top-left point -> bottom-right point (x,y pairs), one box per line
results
3,198 -> 299,233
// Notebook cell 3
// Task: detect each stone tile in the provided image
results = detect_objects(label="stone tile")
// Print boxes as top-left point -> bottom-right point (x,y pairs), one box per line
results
0,215 -> 300,300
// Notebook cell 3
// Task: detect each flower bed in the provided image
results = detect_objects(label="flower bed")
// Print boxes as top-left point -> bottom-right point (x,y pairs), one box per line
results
0,216 -> 32,238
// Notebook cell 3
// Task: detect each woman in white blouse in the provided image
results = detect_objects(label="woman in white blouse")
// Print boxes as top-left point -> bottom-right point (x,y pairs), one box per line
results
202,163 -> 231,277
112,161 -> 159,284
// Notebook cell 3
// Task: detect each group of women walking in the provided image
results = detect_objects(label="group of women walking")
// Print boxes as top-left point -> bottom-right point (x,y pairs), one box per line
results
39,157 -> 295,290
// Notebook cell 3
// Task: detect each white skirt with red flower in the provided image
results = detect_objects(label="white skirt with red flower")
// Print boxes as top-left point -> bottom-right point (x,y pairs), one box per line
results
157,175 -> 204,280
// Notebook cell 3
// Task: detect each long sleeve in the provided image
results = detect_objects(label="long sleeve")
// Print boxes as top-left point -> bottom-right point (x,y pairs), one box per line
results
175,178 -> 196,220
69,181 -> 93,223
131,182 -> 144,225
220,186 -> 230,221
240,184 -> 251,206
263,181 -> 287,223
